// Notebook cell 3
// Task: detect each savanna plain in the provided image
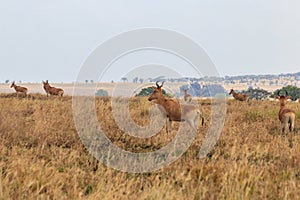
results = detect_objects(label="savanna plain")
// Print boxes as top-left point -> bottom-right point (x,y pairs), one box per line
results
1,93 -> 300,199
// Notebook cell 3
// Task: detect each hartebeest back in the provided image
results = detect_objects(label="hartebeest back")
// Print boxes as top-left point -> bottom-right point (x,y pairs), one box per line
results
11,81 -> 28,97
275,90 -> 295,134
183,89 -> 192,102
148,81 -> 204,133
42,80 -> 64,97
229,89 -> 249,101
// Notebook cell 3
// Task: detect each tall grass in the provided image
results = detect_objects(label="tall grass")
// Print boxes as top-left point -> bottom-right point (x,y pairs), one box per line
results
0,95 -> 300,199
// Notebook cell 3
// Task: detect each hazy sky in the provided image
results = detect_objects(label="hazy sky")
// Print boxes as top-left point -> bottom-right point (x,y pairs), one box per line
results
1,1 -> 300,82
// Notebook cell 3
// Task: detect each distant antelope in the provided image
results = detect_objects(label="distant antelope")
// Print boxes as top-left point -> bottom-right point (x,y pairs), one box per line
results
229,89 -> 249,101
183,89 -> 192,102
42,80 -> 64,97
148,81 -> 204,133
11,81 -> 28,97
275,90 -> 295,134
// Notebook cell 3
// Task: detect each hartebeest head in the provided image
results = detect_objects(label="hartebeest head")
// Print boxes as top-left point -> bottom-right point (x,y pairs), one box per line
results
10,81 -> 16,88
148,81 -> 164,102
275,90 -> 291,106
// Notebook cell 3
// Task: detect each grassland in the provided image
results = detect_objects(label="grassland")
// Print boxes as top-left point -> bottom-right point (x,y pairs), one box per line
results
1,93 -> 300,199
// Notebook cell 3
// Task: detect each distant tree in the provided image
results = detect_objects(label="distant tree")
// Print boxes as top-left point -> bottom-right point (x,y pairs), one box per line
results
273,85 -> 300,101
136,87 -> 167,97
139,78 -> 144,84
121,77 -> 128,82
90,80 -> 94,83
199,84 -> 226,97
132,77 -> 138,83
95,89 -> 109,97
5,80 -> 9,84
190,82 -> 201,96
179,84 -> 190,96
244,88 -> 271,100
85,80 -> 88,84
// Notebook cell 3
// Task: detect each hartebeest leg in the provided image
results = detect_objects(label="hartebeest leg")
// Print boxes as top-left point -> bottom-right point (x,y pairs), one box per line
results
289,116 -> 295,132
166,119 -> 172,133
186,120 -> 197,132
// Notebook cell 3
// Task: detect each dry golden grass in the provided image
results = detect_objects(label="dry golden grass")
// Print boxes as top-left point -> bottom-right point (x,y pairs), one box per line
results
1,94 -> 300,199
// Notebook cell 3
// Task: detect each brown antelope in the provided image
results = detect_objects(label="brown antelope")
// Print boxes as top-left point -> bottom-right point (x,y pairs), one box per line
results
148,81 -> 204,133
11,81 -> 28,97
183,89 -> 192,102
42,80 -> 64,97
229,89 -> 249,101
275,90 -> 295,134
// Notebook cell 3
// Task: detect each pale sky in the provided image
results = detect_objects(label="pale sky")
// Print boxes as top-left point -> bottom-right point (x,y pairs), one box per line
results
1,0 -> 300,82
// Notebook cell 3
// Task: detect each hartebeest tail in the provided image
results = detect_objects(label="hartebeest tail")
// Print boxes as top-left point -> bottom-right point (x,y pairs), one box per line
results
275,90 -> 295,134
148,81 -> 204,133
229,89 -> 249,101
183,89 -> 192,102
42,80 -> 64,97
11,81 -> 28,97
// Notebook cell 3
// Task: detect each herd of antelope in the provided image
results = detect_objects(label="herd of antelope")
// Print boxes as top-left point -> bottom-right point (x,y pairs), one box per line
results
10,81 -> 64,98
8,80 -> 298,137
148,84 -> 298,137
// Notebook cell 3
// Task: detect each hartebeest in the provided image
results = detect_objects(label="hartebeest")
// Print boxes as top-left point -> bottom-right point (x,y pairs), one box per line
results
11,81 -> 28,97
229,89 -> 249,101
148,81 -> 204,133
275,90 -> 295,134
183,89 -> 192,102
42,80 -> 64,97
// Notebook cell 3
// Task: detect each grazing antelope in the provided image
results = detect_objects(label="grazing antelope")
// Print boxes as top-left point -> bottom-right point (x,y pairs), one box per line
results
148,81 -> 204,133
275,90 -> 295,134
229,89 -> 249,101
183,89 -> 192,102
42,80 -> 64,97
11,81 -> 28,97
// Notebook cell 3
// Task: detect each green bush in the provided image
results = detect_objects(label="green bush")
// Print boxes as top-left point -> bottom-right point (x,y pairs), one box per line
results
272,85 -> 300,100
136,87 -> 167,97
95,89 -> 109,97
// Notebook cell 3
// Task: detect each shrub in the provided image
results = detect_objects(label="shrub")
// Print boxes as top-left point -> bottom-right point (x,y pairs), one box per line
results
272,85 -> 300,101
95,89 -> 108,97
136,87 -> 168,97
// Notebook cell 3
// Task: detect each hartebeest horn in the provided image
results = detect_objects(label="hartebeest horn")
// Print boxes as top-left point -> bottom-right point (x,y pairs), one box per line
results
277,90 -> 281,96
285,90 -> 288,96
156,81 -> 164,89
156,81 -> 160,88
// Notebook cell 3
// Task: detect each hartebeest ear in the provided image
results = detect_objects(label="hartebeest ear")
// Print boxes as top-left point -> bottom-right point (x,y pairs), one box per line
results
286,96 -> 292,100
275,96 -> 280,99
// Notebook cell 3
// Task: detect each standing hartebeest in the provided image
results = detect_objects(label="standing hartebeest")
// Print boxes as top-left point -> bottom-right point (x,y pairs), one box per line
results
275,90 -> 295,134
229,89 -> 249,101
42,80 -> 64,97
11,81 -> 28,97
148,81 -> 204,133
183,89 -> 192,102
